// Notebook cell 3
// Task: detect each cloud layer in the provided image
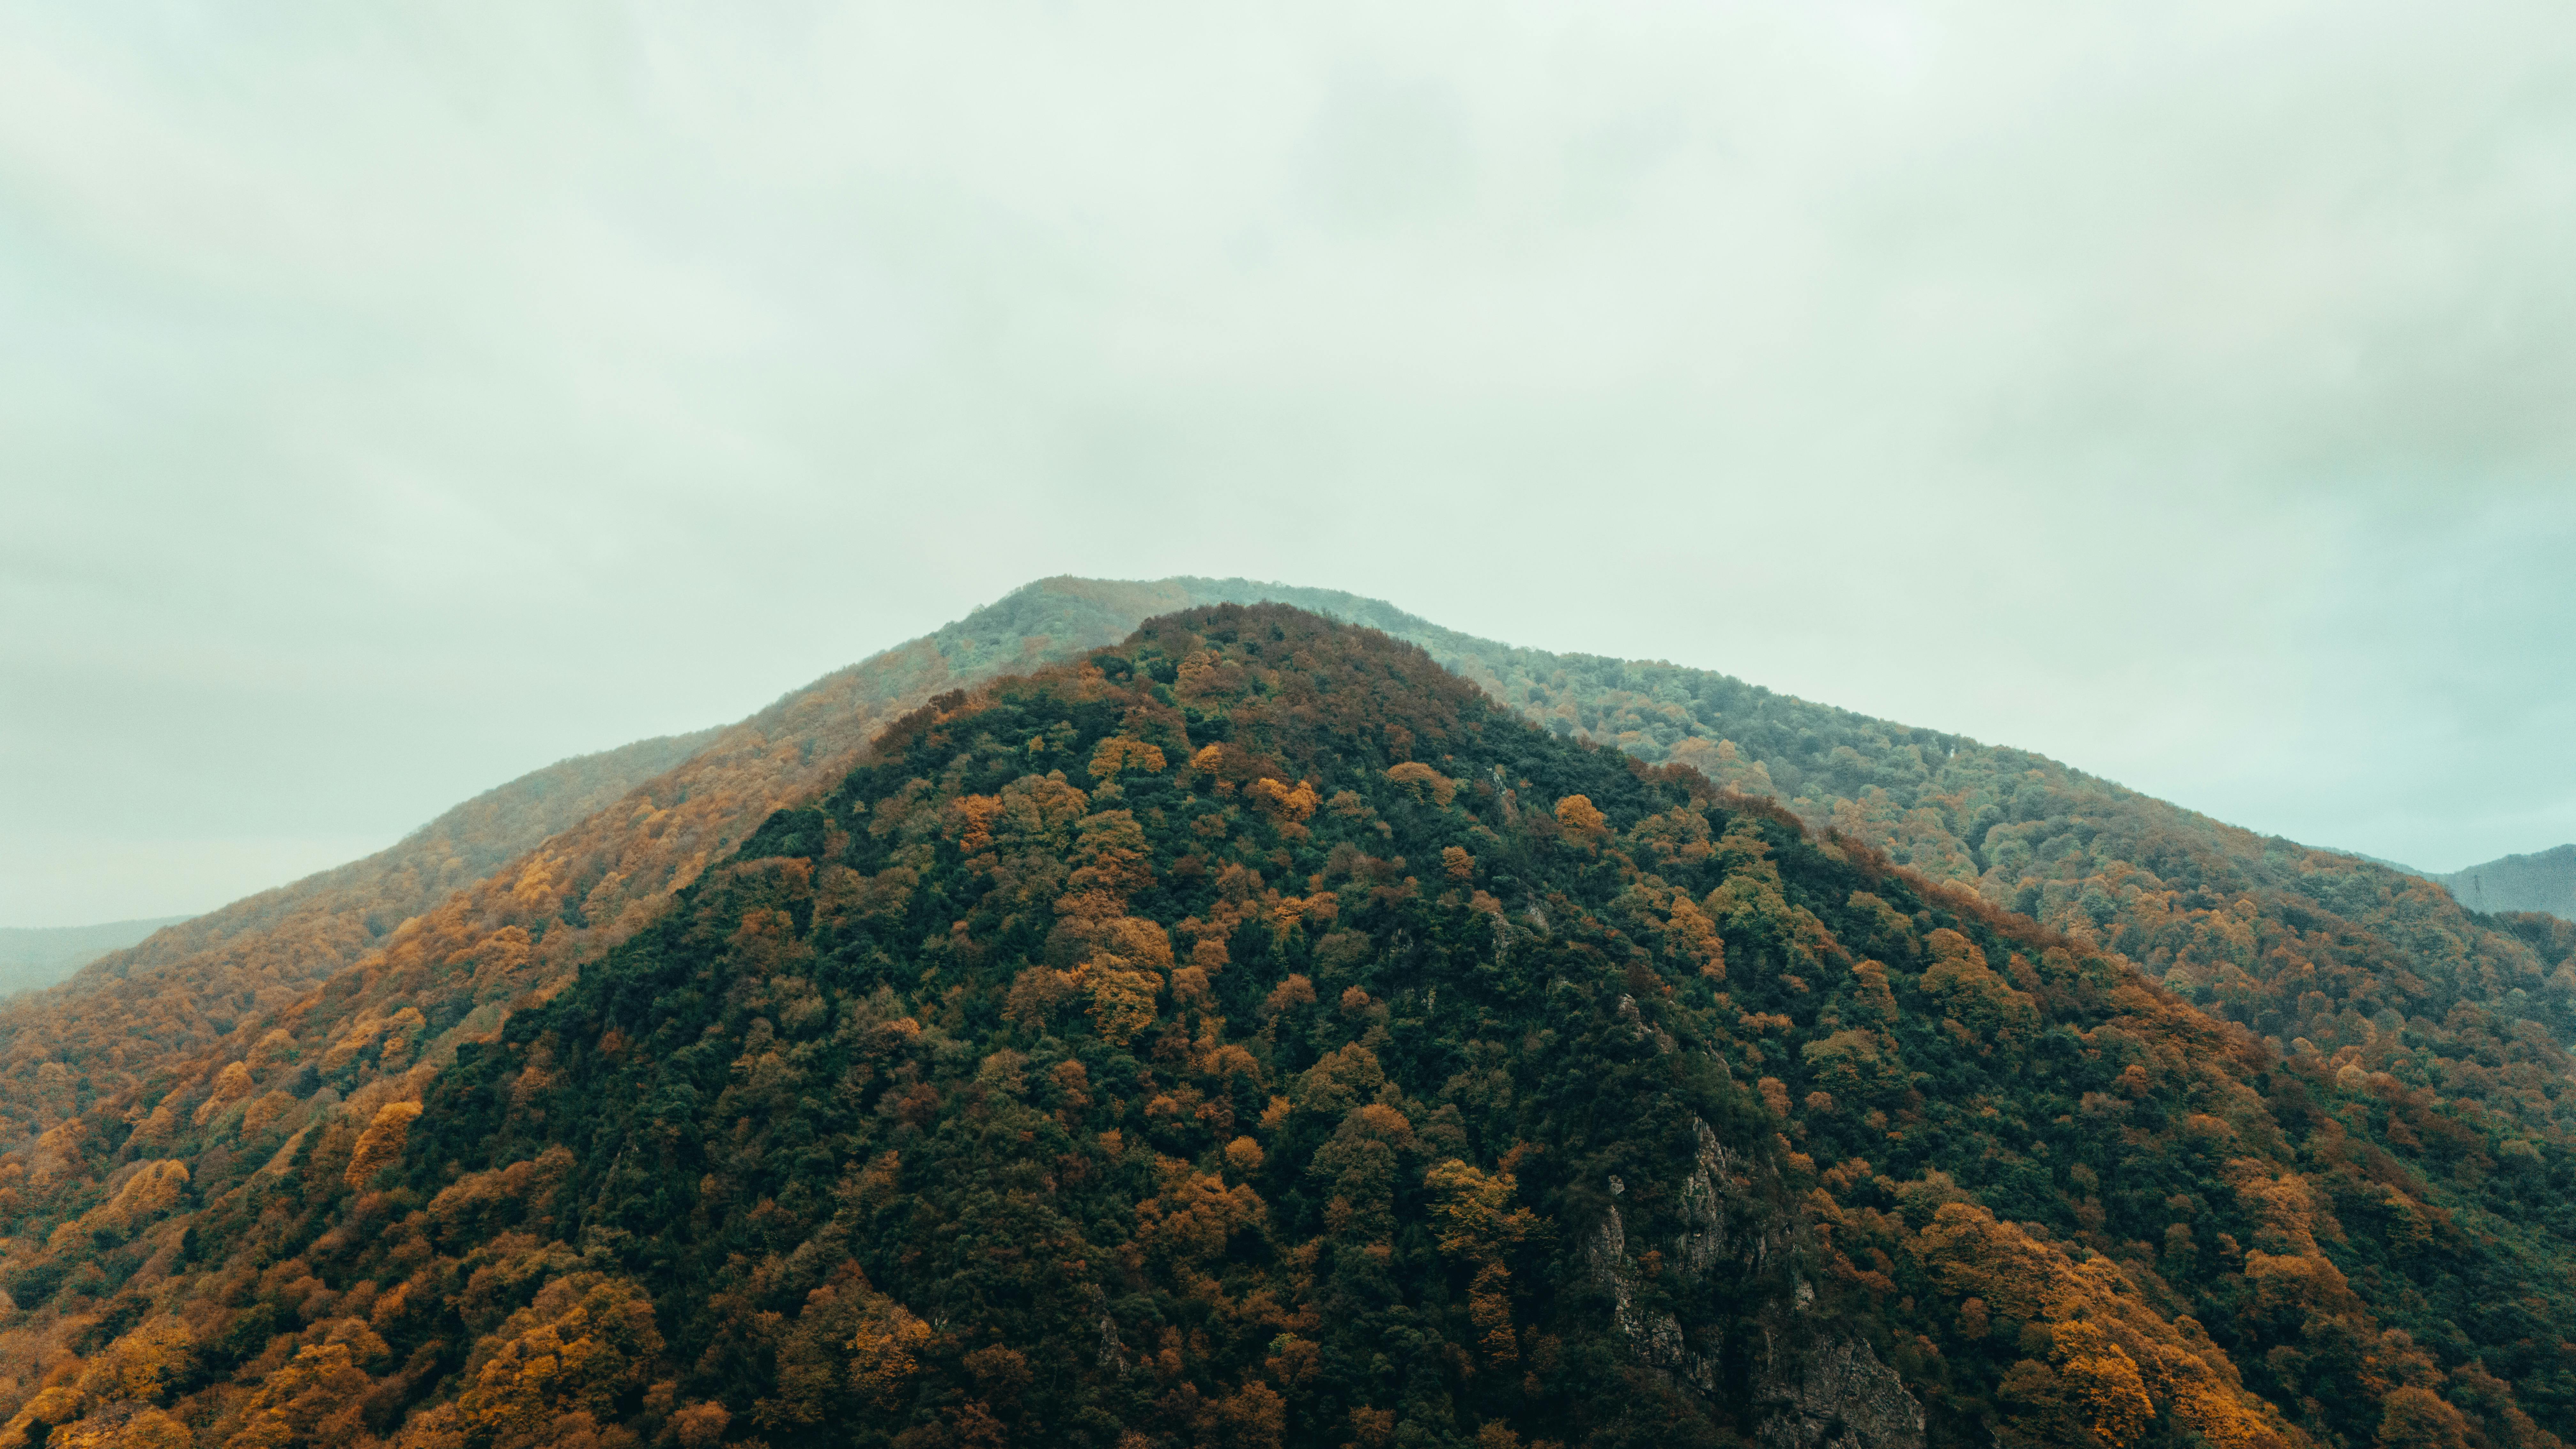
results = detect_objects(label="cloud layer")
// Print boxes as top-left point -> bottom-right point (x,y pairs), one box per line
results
5,2 -> 2572,923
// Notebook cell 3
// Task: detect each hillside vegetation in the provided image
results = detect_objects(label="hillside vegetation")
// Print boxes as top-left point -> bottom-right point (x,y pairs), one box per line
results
0,582 -> 1224,1144
1209,592 -> 2576,1171
0,731 -> 716,1146
0,578 -> 1370,1159
0,607 -> 2568,1449
1,583 -> 2571,1448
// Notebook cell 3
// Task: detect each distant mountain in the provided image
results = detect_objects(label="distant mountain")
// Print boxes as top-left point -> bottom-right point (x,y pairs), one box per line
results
0,916 -> 194,997
0,728 -> 727,1107
50,727 -> 726,996
3,582 -> 2573,1449
0,579 -> 1341,1155
0,576 -> 1403,1116
2435,843 -> 2576,920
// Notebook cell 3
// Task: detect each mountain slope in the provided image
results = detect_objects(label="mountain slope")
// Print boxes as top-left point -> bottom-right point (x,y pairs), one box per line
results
0,582 -> 1255,1441
0,730 -> 718,1141
59,733 -> 726,997
0,582 -> 1316,1273
2438,846 -> 2576,921
1305,605 -> 2576,1160
1093,584 -> 2576,1178
0,577 -> 1397,1153
4,605 -> 2568,1449
2,583 -> 2572,1448
0,919 -> 194,999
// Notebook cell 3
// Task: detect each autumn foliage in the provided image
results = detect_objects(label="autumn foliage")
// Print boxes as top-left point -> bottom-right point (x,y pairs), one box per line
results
0,587 -> 2570,1449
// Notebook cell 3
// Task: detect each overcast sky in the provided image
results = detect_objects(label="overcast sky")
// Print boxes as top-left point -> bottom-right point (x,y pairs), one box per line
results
4,2 -> 2573,926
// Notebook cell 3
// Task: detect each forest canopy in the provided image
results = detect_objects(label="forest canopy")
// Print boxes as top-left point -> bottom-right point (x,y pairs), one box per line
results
1,589 -> 2570,1449
3,604 -> 2566,1449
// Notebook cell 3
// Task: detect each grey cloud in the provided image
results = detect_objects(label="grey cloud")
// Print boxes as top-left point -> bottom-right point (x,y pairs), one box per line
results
3,1 -> 2572,923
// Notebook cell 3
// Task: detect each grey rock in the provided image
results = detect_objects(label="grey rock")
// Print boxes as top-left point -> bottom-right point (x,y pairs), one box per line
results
1616,993 -> 1649,1041
1585,1202 -> 1645,1345
1674,1116 -> 1737,1278
1755,1334 -> 1925,1449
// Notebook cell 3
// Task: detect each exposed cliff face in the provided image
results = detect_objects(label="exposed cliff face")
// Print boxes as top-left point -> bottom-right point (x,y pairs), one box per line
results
1583,1111 -> 1790,1395
1676,1114 -> 1762,1279
1580,1108 -> 1924,1449
1585,1188 -> 1712,1392
1756,1336 -> 1926,1449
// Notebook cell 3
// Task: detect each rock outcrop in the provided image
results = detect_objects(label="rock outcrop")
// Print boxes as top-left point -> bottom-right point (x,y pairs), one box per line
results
1755,1334 -> 1926,1449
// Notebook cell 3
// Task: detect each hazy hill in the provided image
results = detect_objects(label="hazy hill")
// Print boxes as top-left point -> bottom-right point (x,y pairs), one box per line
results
0,918 -> 194,998
0,730 -> 724,1133
2438,844 -> 2576,921
46,729 -> 726,999
0,582 -> 2571,1448
0,579 -> 1295,1152
0,575 -> 1388,1143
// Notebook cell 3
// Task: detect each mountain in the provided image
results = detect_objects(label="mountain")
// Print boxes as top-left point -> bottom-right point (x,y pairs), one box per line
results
0,919 -> 195,998
1225,586 -> 2576,1180
0,577 -> 1382,1152
61,729 -> 727,993
2436,846 -> 2576,922
0,602 -> 2569,1449
0,585 -> 2571,1449
0,729 -> 722,1137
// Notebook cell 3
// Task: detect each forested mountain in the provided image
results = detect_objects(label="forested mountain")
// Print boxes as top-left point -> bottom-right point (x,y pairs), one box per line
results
1,605 -> 2563,1449
2436,847 -> 2576,922
1125,583 -> 2576,1177
2,585 -> 2572,1449
0,921 -> 195,1000
1422,647 -> 2576,1159
0,577 -> 1386,1158
59,733 -> 730,1001
0,731 -> 712,1147
0,583 -> 1236,1443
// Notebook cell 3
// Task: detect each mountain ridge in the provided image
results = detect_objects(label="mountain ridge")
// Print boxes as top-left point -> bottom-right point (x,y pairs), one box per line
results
2435,845 -> 2576,922
0,582 -> 2570,1449
0,919 -> 197,1000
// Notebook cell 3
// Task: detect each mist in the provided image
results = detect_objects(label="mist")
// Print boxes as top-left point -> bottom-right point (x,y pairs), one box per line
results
5,1 -> 2572,923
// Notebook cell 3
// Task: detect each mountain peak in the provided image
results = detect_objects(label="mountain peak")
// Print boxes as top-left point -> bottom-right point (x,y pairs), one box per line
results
406,601 -> 2314,1446
2,589 -> 2570,1449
